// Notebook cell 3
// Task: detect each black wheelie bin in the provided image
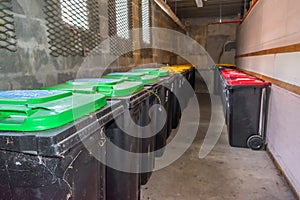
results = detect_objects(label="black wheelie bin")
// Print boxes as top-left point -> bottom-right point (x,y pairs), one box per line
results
225,78 -> 271,150
103,72 -> 159,185
130,68 -> 171,156
0,90 -> 123,200
44,78 -> 147,200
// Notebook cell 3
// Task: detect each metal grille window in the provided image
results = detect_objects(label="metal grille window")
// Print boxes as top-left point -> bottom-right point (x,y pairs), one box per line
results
116,0 -> 130,39
139,0 -> 152,58
45,0 -> 102,57
108,0 -> 133,57
0,0 -> 17,52
61,0 -> 89,30
141,0 -> 151,44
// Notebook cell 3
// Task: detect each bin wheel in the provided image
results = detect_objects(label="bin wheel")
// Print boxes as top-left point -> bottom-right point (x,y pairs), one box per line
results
247,135 -> 264,150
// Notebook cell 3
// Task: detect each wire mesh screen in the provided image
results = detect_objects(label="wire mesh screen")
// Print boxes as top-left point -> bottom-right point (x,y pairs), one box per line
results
141,0 -> 151,44
44,0 -> 102,57
108,0 -> 133,57
139,0 -> 152,58
0,0 -> 17,52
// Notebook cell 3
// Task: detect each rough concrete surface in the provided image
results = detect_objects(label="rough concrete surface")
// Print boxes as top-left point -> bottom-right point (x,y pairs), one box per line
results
141,78 -> 296,200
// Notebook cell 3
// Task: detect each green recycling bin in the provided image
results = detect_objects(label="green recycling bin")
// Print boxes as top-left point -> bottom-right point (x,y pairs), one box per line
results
0,90 -> 122,200
44,78 -> 149,200
104,72 -> 159,85
130,68 -> 169,77
129,68 -> 172,156
103,72 -> 160,184
0,90 -> 106,131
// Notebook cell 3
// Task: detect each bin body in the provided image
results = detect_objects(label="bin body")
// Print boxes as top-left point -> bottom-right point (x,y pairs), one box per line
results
44,79 -> 147,199
161,75 -> 175,138
101,73 -> 159,186
130,68 -> 171,158
214,64 -> 237,95
0,98 -> 123,200
130,68 -> 174,142
225,80 -> 270,148
106,89 -> 153,195
159,67 -> 182,130
105,102 -> 142,200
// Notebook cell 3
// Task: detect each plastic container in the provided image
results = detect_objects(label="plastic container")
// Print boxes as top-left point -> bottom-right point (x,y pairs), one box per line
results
104,72 -> 159,85
168,64 -> 195,88
43,78 -> 147,199
130,68 -> 169,77
221,71 -> 255,79
44,79 -> 144,97
129,68 -> 173,155
168,65 -> 195,109
160,67 -> 182,129
225,78 -> 271,150
214,64 -> 237,95
0,90 -> 121,200
0,90 -> 107,131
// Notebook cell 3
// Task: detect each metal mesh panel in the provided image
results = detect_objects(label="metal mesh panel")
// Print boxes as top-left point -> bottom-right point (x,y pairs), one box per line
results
108,0 -> 133,57
139,0 -> 152,58
0,0 -> 17,52
141,0 -> 151,44
45,0 -> 102,57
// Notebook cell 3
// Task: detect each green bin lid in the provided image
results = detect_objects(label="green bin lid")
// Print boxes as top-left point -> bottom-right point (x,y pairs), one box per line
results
66,78 -> 122,86
43,80 -> 144,97
43,84 -> 96,94
93,81 -> 144,97
0,90 -> 107,131
131,68 -> 169,77
104,72 -> 159,85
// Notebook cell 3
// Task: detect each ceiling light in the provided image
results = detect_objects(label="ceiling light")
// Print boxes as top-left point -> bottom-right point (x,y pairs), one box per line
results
195,0 -> 203,7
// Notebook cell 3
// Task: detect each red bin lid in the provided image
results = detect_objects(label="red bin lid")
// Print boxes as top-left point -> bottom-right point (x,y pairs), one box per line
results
227,78 -> 270,86
222,72 -> 255,79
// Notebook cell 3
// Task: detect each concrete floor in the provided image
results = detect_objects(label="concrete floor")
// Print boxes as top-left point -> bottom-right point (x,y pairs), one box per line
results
141,82 -> 296,199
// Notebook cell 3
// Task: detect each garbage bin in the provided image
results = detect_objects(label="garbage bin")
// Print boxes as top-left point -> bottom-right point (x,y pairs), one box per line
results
214,64 -> 237,95
0,90 -> 120,200
219,69 -> 257,118
169,64 -> 195,91
160,67 -> 183,129
225,78 -> 271,150
103,72 -> 160,183
168,65 -> 195,110
130,68 -> 171,157
44,78 -> 147,199
131,68 -> 169,77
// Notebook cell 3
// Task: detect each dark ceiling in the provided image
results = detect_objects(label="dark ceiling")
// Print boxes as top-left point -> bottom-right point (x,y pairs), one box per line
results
166,0 -> 245,18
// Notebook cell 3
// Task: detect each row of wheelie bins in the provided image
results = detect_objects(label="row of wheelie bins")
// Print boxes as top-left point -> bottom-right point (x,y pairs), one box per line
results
215,65 -> 271,150
0,64 -> 195,199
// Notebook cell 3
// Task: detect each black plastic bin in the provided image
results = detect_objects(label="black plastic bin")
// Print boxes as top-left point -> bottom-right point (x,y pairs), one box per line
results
105,89 -> 153,196
190,66 -> 196,90
144,79 -> 169,157
214,64 -> 237,95
0,93 -> 123,200
45,78 -> 149,200
171,73 -> 182,129
225,79 -> 271,150
160,74 -> 176,139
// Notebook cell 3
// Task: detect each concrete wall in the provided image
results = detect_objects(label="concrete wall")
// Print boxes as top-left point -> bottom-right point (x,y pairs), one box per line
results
236,0 -> 300,196
0,0 -> 183,90
182,17 -> 238,65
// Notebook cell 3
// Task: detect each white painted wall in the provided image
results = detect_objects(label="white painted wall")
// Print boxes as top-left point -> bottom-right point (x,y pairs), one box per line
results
237,0 -> 300,195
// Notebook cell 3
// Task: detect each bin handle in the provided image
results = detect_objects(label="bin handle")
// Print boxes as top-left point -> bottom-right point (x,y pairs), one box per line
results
258,86 -> 270,140
94,85 -> 113,96
0,105 -> 56,117
0,105 -> 36,116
